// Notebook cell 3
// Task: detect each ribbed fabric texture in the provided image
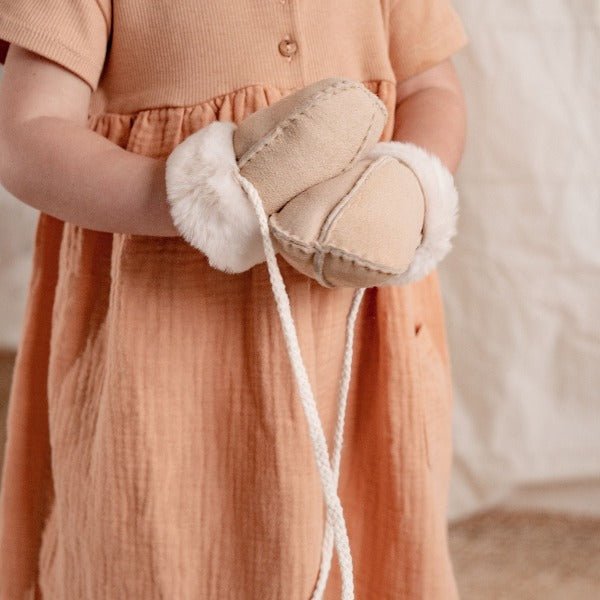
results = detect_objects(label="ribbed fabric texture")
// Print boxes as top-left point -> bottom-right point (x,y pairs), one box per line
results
0,1 -> 468,599
0,0 -> 110,92
0,0 -> 467,114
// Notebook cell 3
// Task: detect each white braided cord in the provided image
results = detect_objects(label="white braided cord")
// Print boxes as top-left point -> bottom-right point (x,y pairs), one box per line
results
310,285 -> 364,600
235,171 -> 365,600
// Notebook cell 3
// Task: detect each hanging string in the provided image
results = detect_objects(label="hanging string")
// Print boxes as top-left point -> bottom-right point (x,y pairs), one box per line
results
236,171 -> 366,600
310,285 -> 364,600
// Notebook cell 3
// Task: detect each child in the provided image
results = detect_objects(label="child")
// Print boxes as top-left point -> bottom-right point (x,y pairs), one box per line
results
0,1 -> 467,598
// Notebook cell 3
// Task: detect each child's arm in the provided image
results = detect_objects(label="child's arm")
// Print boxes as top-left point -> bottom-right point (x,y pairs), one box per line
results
0,45 -> 178,237
392,58 -> 467,173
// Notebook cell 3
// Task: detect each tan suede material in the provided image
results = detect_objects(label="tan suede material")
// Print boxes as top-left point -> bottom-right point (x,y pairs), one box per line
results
273,241 -> 397,289
270,159 -> 372,243
269,154 -> 425,288
234,78 -> 387,214
324,158 -> 425,272
322,253 -> 400,289
232,78 -> 375,158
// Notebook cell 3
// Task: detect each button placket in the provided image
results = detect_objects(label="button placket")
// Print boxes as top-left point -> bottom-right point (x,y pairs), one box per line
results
275,0 -> 304,82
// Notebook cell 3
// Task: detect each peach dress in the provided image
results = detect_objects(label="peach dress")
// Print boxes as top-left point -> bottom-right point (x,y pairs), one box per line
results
0,1 -> 467,598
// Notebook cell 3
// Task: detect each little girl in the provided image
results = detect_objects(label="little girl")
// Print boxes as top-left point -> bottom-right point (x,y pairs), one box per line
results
0,1 -> 467,598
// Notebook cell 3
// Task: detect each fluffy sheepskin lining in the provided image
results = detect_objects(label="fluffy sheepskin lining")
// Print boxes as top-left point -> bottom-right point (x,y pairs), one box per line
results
365,141 -> 459,285
164,120 -> 265,273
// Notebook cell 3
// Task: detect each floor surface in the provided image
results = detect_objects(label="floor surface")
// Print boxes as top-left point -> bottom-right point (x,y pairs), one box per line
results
449,509 -> 600,599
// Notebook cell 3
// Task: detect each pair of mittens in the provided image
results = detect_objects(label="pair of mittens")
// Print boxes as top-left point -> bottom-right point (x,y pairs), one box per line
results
165,77 -> 458,288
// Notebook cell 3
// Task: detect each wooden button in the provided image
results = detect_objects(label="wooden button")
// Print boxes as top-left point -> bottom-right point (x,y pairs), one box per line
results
278,36 -> 298,58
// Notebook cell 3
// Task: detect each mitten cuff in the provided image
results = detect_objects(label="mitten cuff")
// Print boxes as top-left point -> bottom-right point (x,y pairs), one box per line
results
165,120 -> 265,273
366,141 -> 459,285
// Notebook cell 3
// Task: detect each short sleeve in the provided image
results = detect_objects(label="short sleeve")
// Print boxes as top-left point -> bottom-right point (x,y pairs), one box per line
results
388,0 -> 468,82
0,0 -> 111,91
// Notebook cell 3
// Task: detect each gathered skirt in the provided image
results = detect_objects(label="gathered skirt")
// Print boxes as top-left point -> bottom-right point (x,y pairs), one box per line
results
0,80 -> 458,599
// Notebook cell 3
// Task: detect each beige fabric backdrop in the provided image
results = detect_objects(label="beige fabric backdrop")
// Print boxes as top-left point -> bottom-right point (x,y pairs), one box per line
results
0,0 -> 599,519
444,0 -> 600,519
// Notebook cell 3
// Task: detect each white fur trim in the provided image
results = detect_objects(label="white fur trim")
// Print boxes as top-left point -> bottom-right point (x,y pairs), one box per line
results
164,120 -> 265,273
365,141 -> 459,285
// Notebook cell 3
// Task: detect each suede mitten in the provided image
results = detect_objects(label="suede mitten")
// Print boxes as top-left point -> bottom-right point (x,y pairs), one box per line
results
271,137 -> 458,288
164,77 -> 386,273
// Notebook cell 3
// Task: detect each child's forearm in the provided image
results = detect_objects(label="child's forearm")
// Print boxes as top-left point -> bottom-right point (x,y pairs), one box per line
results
392,61 -> 467,174
0,115 -> 178,237
0,59 -> 465,238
